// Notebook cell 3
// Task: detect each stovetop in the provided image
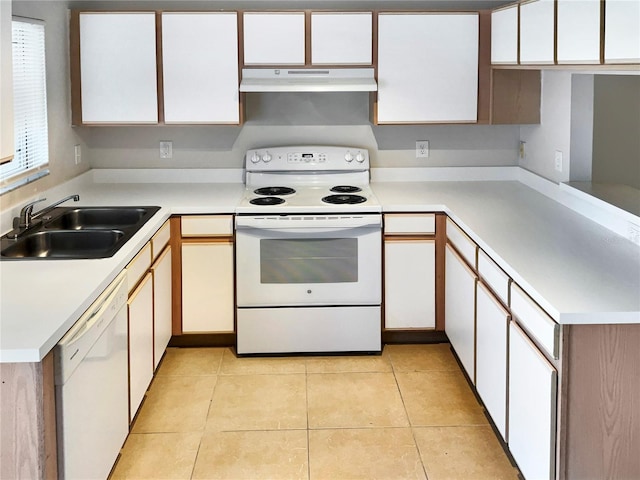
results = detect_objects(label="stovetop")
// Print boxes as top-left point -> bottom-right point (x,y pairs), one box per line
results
236,183 -> 382,214
237,146 -> 382,214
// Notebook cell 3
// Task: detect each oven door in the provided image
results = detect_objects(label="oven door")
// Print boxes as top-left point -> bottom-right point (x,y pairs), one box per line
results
235,214 -> 382,307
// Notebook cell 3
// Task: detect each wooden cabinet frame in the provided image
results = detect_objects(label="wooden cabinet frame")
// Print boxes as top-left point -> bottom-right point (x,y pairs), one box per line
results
70,10 -> 243,126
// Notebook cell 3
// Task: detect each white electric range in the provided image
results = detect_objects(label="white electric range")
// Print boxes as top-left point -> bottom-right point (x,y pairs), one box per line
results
235,146 -> 382,355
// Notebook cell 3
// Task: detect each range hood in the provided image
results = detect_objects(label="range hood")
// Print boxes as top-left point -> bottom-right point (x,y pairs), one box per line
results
239,68 -> 377,92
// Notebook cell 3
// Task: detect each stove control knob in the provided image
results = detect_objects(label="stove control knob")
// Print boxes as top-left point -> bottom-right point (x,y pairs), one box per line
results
355,152 -> 365,163
344,152 -> 354,162
262,152 -> 272,163
250,152 -> 261,163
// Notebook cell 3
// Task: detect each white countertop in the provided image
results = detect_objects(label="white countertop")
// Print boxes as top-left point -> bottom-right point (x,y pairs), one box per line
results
0,173 -> 244,363
1,169 -> 639,363
373,180 -> 640,325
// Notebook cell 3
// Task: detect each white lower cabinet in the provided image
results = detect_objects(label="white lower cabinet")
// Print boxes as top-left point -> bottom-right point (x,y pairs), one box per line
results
127,272 -> 154,423
475,281 -> 509,440
384,238 -> 436,329
151,246 -> 172,370
182,241 -> 234,333
445,244 -> 477,382
508,321 -> 557,480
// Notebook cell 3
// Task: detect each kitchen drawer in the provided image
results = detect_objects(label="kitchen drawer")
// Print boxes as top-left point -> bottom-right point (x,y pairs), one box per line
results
511,283 -> 560,360
478,249 -> 510,306
151,220 -> 170,260
446,218 -> 477,269
126,242 -> 152,294
181,215 -> 233,237
384,213 -> 435,235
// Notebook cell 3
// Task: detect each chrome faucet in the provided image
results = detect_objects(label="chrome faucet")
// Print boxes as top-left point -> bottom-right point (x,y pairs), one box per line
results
13,194 -> 80,231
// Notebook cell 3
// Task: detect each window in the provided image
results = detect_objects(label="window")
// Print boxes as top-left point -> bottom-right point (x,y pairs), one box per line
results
0,17 -> 48,187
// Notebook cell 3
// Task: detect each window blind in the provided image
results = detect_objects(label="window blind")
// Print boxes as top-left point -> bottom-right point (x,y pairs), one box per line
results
1,17 -> 48,182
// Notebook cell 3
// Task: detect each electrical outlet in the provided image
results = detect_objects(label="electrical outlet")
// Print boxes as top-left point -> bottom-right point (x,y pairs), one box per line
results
628,223 -> 640,246
74,145 -> 81,165
554,150 -> 563,172
159,141 -> 173,159
519,141 -> 526,160
416,140 -> 429,158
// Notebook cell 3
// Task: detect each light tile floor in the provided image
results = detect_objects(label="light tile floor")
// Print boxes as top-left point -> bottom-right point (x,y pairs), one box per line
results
110,344 -> 520,480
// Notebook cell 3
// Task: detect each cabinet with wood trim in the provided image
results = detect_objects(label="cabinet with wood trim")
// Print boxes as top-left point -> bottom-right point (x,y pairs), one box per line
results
376,12 -> 479,124
491,4 -> 518,65
508,320 -> 557,480
0,0 -> 14,164
557,0 -> 601,64
162,12 -> 240,124
519,0 -> 555,65
383,214 -> 436,330
475,281 -> 510,441
71,11 -> 240,126
179,215 -> 234,333
604,0 -> 640,64
243,12 -> 305,66
311,12 -> 372,65
72,12 -> 158,124
444,243 -> 477,382
242,11 -> 373,67
151,221 -> 172,370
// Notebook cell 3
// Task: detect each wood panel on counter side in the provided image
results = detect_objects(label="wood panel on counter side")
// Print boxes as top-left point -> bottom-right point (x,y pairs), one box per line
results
0,352 -> 57,480
560,323 -> 640,479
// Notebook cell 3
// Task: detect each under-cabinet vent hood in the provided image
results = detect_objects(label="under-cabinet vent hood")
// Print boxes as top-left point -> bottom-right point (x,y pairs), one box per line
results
239,68 -> 377,92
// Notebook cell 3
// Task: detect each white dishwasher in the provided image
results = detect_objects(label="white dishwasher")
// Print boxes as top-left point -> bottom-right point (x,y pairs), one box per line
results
55,271 -> 129,480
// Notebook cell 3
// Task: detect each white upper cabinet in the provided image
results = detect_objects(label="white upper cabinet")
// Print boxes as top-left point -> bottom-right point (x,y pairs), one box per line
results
519,0 -> 555,64
0,0 -> 13,164
243,12 -> 305,65
491,5 -> 518,64
605,0 -> 640,63
377,13 -> 479,123
162,12 -> 239,124
79,12 -> 158,124
311,13 -> 372,65
557,0 -> 601,64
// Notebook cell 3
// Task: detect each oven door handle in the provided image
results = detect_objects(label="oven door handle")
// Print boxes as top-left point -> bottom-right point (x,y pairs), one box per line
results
235,215 -> 382,231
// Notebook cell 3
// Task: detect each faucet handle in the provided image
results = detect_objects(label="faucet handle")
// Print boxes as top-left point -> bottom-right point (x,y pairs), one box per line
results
17,198 -> 47,228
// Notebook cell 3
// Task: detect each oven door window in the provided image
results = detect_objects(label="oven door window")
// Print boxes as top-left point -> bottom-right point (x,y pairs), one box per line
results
260,238 -> 357,284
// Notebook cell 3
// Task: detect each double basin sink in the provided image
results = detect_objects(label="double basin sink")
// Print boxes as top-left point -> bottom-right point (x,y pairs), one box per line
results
0,206 -> 160,259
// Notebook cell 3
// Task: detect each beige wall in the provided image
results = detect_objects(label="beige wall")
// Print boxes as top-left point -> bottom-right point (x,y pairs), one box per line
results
591,75 -> 640,190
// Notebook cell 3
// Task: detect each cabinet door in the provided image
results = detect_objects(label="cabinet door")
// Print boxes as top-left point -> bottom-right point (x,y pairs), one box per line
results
491,5 -> 518,65
79,12 -> 158,124
377,13 -> 479,123
243,13 -> 305,65
476,282 -> 509,440
151,246 -> 172,370
445,244 -> 477,382
311,13 -> 372,65
605,0 -> 640,64
384,239 -> 435,329
162,12 -> 239,124
519,0 -> 555,64
557,0 -> 601,64
509,321 -> 557,480
128,272 -> 154,423
0,0 -> 13,163
182,241 -> 234,333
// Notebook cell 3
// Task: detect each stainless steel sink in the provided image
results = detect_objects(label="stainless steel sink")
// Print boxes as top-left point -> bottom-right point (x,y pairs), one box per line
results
1,206 -> 161,260
44,207 -> 152,230
1,230 -> 125,258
